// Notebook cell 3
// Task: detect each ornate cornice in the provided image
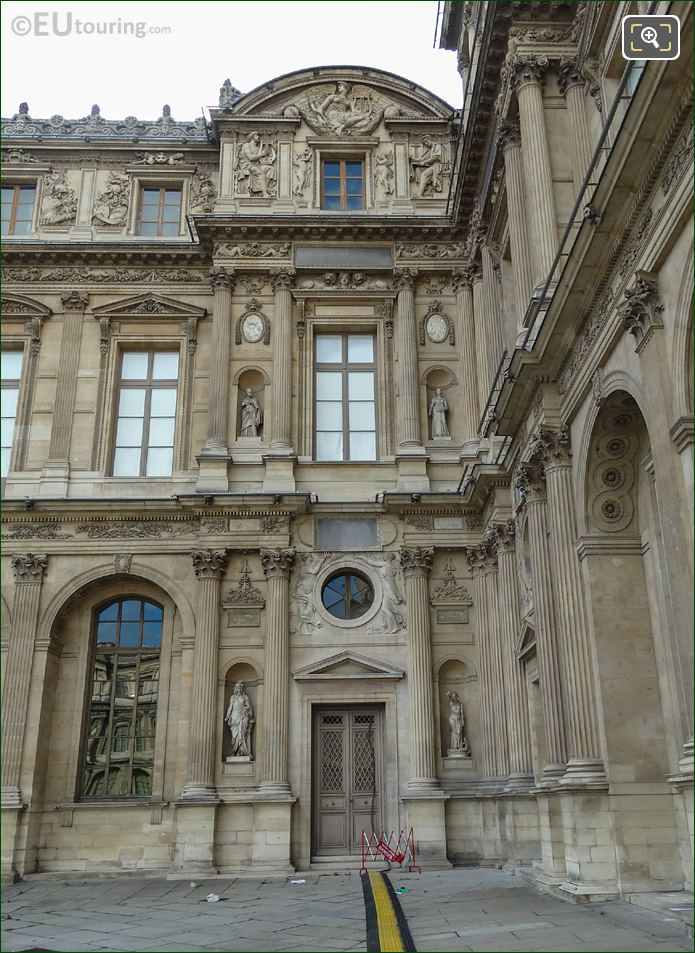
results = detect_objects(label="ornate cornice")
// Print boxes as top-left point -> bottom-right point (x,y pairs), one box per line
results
60,291 -> 89,311
261,547 -> 296,578
209,266 -> 234,292
11,553 -> 48,584
2,104 -> 210,142
191,548 -> 228,579
399,546 -> 433,577
618,273 -> 664,351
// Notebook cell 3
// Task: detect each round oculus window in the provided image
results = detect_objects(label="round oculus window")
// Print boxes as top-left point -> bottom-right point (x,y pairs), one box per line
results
321,570 -> 374,621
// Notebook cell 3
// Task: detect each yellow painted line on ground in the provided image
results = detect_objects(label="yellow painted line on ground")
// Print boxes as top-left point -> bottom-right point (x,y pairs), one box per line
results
368,871 -> 406,953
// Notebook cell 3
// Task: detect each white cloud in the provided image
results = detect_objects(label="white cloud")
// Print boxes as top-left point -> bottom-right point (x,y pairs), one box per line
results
1,0 -> 462,120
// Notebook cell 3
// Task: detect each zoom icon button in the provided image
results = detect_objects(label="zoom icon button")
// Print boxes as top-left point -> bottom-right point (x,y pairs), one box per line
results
622,15 -> 680,60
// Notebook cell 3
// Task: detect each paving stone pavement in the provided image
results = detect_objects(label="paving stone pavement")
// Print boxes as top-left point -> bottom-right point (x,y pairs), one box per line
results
1,868 -> 691,953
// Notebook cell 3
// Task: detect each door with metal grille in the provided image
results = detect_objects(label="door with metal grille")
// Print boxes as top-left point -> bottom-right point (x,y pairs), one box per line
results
312,707 -> 383,855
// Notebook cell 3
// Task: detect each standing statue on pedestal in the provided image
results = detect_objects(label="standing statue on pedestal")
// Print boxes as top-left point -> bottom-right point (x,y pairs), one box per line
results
240,388 -> 263,437
447,690 -> 471,756
225,681 -> 255,758
429,388 -> 450,438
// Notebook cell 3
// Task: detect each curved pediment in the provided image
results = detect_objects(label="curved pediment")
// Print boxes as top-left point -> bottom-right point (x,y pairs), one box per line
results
215,65 -> 454,130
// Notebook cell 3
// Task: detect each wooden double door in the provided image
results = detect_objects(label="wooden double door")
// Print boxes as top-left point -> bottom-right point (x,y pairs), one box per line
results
312,706 -> 385,856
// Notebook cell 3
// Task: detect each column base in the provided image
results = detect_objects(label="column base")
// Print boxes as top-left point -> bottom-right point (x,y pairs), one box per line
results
262,455 -> 296,492
251,800 -> 295,873
196,453 -> 229,493
538,763 -> 566,787
39,461 -> 70,497
396,451 -> 430,492
561,758 -> 607,785
1,803 -> 23,883
1,787 -> 23,809
258,781 -> 293,798
178,782 -> 219,803
504,772 -> 535,793
172,802 -> 218,874
403,793 -> 451,868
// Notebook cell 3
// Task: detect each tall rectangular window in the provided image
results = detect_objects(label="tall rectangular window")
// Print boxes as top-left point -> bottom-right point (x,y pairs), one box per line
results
1,185 -> 36,236
137,187 -> 182,237
1,351 -> 23,477
315,333 -> 376,461
113,351 -> 179,477
321,160 -> 365,211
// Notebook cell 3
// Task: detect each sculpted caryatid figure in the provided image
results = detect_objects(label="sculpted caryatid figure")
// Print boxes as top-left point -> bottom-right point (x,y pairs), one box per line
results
411,136 -> 444,197
447,690 -> 471,755
240,388 -> 263,437
234,131 -> 277,197
293,148 -> 313,195
225,681 -> 255,758
428,388 -> 450,438
374,152 -> 394,194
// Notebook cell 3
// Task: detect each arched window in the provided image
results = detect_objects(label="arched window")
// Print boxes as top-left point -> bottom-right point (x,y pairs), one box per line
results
81,598 -> 162,799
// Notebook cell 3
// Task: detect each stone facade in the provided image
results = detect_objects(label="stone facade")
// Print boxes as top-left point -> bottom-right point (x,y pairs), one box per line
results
1,1 -> 692,899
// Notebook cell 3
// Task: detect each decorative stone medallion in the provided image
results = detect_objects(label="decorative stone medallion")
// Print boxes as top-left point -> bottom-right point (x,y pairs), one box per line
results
425,311 -> 449,343
241,311 -> 265,343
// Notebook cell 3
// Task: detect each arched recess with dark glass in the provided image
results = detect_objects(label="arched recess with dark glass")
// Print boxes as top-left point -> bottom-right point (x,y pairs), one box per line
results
321,570 -> 374,621
81,597 -> 163,798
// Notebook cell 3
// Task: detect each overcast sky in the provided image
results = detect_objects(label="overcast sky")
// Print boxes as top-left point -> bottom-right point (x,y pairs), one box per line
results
1,1 -> 462,121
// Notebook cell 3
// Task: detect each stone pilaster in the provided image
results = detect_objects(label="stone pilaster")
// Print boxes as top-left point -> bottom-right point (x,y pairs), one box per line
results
514,462 -> 567,782
495,520 -> 534,789
268,269 -> 295,453
400,547 -> 438,792
512,55 -> 558,286
498,121 -> 534,332
393,268 -> 422,450
558,59 -> 593,194
202,268 -> 234,454
260,548 -> 295,794
452,268 -> 480,441
467,263 -> 488,414
481,246 -> 506,391
2,554 -> 48,807
465,539 -> 507,782
533,428 -> 606,783
180,549 -> 228,801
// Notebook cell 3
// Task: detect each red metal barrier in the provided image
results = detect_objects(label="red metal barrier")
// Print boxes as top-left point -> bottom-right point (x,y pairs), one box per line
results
360,827 -> 421,875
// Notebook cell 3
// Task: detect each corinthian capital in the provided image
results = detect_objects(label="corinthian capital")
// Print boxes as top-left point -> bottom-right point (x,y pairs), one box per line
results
535,427 -> 572,467
497,119 -> 521,151
209,266 -> 235,292
491,519 -> 516,555
392,267 -> 418,292
191,548 -> 228,579
269,268 -> 296,292
514,462 -> 546,504
399,546 -> 433,577
11,553 -> 48,584
557,57 -> 583,96
464,540 -> 497,575
511,54 -> 549,90
60,291 -> 89,311
261,547 -> 296,578
618,273 -> 664,348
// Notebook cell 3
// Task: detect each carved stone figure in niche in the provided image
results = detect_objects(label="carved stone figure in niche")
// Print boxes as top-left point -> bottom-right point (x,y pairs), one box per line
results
41,171 -> 78,225
225,681 -> 255,759
234,131 -> 276,197
92,173 -> 130,226
189,171 -> 217,213
374,152 -> 394,195
240,388 -> 263,437
447,690 -> 471,757
293,148 -> 313,195
410,136 -> 444,197
300,83 -> 384,136
429,388 -> 450,438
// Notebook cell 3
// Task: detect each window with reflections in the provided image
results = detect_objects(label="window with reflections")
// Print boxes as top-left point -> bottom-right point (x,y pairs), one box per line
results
81,598 -> 162,798
321,159 -> 365,210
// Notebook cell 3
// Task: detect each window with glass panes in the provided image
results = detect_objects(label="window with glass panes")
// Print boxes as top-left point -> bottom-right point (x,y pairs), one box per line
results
321,159 -> 365,210
1,185 -> 36,236
1,351 -> 23,478
137,187 -> 182,237
112,351 -> 179,477
314,333 -> 376,461
81,597 -> 162,798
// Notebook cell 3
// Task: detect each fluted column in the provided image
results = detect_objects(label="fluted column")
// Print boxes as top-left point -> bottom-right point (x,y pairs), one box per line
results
46,292 -> 88,465
394,269 -> 422,450
452,268 -> 480,440
181,549 -> 228,800
466,539 -> 507,782
469,265 -> 488,414
260,548 -> 295,793
481,244 -> 506,386
400,547 -> 439,792
514,463 -> 567,782
559,59 -> 593,194
203,268 -> 234,453
495,521 -> 534,789
269,269 -> 295,453
512,55 -> 558,285
498,121 -> 534,332
2,554 -> 48,807
534,429 -> 605,782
